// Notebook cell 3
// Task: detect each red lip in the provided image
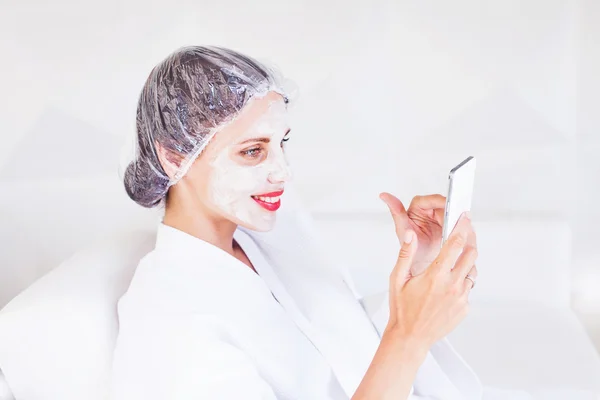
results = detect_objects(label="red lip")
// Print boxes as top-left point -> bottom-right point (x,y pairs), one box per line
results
253,190 -> 284,197
251,190 -> 284,212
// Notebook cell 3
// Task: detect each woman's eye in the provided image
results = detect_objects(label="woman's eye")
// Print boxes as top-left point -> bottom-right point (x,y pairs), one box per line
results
242,147 -> 262,158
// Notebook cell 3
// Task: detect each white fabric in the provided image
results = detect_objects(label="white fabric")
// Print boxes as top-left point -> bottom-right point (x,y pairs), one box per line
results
110,183 -> 487,399
0,371 -> 15,400
0,231 -> 156,400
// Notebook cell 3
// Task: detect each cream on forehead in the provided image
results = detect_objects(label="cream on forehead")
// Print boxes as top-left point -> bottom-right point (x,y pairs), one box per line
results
240,99 -> 289,139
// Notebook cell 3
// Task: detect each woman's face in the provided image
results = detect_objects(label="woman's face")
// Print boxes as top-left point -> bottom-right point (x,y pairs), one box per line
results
183,91 -> 292,232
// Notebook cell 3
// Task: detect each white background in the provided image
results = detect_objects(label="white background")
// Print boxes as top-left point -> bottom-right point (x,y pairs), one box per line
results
0,0 -> 598,350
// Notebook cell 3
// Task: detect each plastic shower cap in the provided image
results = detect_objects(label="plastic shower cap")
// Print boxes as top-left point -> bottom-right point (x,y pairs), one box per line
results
124,45 -> 294,208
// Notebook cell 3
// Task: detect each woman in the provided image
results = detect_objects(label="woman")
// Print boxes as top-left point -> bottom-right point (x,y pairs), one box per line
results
110,46 -> 530,399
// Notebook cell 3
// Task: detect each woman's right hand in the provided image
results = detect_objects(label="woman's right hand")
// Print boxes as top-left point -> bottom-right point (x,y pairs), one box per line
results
384,211 -> 478,349
351,212 -> 477,400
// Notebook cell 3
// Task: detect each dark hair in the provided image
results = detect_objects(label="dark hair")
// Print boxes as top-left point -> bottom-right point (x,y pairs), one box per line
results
124,46 -> 284,208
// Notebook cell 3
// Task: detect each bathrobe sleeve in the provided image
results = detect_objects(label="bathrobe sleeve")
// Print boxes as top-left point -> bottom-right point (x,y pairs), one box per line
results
110,313 -> 278,400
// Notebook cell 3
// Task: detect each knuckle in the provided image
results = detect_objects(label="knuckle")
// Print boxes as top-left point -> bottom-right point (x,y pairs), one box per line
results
409,197 -> 419,208
398,247 -> 411,259
466,246 -> 478,259
450,234 -> 466,249
449,282 -> 461,296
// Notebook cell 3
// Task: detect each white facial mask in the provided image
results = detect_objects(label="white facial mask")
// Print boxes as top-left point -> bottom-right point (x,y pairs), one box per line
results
208,99 -> 292,231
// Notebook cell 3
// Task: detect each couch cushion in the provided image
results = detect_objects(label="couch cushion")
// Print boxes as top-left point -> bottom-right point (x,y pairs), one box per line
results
0,177 -> 159,309
448,302 -> 600,394
0,230 -> 155,400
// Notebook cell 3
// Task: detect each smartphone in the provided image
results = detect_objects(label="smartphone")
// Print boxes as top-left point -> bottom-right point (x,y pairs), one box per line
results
441,156 -> 476,245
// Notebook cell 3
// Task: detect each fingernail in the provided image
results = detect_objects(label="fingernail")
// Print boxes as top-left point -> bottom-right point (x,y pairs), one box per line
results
404,231 -> 414,244
464,211 -> 471,220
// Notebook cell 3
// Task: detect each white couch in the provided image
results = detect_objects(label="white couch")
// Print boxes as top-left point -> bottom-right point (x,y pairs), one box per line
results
0,214 -> 599,399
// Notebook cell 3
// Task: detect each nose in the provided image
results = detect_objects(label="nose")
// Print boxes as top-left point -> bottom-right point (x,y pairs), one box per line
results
267,154 -> 292,184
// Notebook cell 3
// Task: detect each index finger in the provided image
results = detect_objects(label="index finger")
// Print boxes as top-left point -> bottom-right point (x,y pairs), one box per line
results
429,212 -> 472,274
408,194 -> 446,210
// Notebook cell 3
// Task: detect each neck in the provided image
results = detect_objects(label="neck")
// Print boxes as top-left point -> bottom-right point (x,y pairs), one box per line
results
162,190 -> 238,256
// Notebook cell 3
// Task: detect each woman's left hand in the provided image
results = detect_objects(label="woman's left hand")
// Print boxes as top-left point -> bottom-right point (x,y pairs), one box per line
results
379,192 -> 446,276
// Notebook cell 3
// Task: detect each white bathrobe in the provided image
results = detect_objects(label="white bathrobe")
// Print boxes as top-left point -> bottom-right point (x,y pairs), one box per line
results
109,186 -> 531,400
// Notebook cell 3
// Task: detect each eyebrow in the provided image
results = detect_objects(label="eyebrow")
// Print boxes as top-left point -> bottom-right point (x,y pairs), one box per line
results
238,128 -> 291,145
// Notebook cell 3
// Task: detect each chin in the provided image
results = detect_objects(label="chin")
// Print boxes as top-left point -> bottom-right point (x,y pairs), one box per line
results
234,215 -> 277,233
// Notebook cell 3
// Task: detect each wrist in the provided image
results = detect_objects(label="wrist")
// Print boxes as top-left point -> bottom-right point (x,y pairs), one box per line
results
382,324 -> 431,360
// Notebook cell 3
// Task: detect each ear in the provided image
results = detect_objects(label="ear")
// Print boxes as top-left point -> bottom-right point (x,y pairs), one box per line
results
155,143 -> 182,181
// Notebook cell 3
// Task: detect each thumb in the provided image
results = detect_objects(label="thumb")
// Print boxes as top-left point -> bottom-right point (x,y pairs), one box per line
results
380,192 -> 410,242
391,230 -> 418,288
